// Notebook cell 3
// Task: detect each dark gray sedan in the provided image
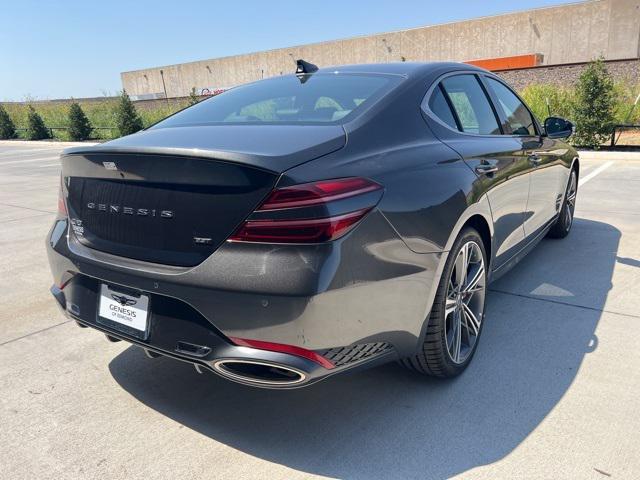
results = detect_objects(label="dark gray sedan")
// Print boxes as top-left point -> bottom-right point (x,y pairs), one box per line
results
47,62 -> 578,388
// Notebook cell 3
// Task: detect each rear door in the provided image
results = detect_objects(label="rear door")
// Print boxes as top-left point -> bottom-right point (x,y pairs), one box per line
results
424,73 -> 530,269
482,76 -> 564,238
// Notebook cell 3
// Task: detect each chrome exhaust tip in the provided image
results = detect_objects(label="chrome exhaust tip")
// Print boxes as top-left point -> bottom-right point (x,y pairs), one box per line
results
212,359 -> 307,386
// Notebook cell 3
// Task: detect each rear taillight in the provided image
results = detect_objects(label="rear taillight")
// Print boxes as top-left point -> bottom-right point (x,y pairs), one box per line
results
229,177 -> 383,244
57,176 -> 67,216
259,177 -> 381,210
230,208 -> 371,243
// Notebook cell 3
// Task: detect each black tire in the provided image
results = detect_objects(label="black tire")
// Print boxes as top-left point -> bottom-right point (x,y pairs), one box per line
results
548,168 -> 578,239
401,227 -> 488,378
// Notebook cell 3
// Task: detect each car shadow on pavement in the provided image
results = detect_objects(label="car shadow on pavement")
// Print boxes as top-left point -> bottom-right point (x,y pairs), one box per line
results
109,218 -> 619,479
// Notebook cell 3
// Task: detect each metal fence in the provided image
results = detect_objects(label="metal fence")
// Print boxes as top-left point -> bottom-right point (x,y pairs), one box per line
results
611,124 -> 640,147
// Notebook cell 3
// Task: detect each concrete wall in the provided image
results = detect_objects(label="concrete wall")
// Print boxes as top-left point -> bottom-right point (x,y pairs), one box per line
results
122,0 -> 640,99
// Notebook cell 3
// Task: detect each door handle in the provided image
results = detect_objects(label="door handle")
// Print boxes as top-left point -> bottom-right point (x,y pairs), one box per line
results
475,164 -> 498,175
528,154 -> 542,166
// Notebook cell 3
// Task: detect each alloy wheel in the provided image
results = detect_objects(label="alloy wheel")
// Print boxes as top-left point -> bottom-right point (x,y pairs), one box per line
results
445,241 -> 486,364
564,171 -> 577,231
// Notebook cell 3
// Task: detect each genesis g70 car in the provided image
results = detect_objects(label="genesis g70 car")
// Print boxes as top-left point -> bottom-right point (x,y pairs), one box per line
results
47,61 -> 578,388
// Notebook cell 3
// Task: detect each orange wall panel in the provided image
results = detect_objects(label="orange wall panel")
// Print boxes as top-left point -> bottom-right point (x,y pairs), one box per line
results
465,54 -> 543,71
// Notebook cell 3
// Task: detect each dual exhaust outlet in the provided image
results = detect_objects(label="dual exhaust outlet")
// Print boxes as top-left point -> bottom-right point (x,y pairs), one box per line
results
104,332 -> 313,387
139,344 -> 309,387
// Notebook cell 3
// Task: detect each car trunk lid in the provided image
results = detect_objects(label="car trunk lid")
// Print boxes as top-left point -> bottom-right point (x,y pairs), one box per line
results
61,125 -> 345,266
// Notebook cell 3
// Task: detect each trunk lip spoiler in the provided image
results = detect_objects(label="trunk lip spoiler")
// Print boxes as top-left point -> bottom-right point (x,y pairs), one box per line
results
61,125 -> 347,175
60,147 -> 283,174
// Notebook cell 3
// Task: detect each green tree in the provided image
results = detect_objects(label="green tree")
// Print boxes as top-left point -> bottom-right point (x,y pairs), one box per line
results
115,90 -> 143,137
188,87 -> 200,105
572,58 -> 616,148
0,104 -> 17,139
67,102 -> 93,141
26,106 -> 51,140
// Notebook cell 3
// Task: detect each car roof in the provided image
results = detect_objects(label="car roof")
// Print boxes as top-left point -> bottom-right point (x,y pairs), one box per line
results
315,62 -> 487,77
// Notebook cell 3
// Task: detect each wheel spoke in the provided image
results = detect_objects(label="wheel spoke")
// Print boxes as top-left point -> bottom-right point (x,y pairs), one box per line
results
463,287 -> 483,303
450,311 -> 462,362
445,298 -> 457,316
454,245 -> 468,288
462,303 -> 480,336
465,243 -> 473,275
463,263 -> 484,294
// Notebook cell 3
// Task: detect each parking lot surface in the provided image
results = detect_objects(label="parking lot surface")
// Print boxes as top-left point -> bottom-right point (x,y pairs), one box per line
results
1,142 -> 639,479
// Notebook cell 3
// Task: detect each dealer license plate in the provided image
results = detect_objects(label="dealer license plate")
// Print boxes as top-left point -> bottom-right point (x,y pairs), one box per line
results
98,284 -> 149,332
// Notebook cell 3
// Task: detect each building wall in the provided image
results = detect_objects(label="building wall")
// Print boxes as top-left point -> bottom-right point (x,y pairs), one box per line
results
122,0 -> 640,98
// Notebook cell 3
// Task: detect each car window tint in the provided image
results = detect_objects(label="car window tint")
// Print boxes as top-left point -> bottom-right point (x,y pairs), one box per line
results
486,77 -> 536,136
236,97 -> 292,122
441,75 -> 500,135
152,74 -> 400,127
428,86 -> 458,130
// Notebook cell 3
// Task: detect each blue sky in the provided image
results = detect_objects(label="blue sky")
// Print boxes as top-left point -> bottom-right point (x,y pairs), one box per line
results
1,0 -> 578,100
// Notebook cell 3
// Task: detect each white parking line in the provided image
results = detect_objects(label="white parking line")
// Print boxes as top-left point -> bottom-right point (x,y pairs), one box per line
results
0,148 -> 56,157
0,156 -> 60,166
579,161 -> 614,187
38,163 -> 61,167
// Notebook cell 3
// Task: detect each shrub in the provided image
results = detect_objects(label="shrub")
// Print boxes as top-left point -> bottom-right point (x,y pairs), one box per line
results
26,106 -> 51,140
612,81 -> 640,125
67,102 -> 93,141
188,87 -> 200,105
520,84 -> 576,123
137,102 -> 188,127
0,104 -> 17,139
115,90 -> 143,136
572,58 -> 616,148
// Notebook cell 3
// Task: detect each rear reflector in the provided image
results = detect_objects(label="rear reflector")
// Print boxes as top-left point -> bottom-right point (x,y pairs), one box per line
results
229,177 -> 382,244
229,337 -> 335,369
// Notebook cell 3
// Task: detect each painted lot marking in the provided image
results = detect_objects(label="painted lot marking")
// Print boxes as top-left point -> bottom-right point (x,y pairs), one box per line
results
0,148 -> 56,157
0,156 -> 61,166
579,161 -> 614,187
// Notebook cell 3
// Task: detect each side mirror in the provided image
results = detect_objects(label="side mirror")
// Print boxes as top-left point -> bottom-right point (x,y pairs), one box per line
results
544,116 -> 574,139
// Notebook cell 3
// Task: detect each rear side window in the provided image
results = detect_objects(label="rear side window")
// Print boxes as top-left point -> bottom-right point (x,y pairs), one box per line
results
428,86 -> 458,130
441,75 -> 501,135
485,77 -> 537,136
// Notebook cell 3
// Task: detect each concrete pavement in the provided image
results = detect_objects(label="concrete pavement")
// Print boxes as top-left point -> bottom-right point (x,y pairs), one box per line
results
0,142 -> 639,479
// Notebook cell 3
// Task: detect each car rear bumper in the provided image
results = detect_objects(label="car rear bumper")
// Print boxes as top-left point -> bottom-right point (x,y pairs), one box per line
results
52,283 -> 372,388
47,212 -> 443,387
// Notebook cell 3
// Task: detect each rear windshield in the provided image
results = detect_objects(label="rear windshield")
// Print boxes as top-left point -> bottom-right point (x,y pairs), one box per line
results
151,73 -> 401,128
